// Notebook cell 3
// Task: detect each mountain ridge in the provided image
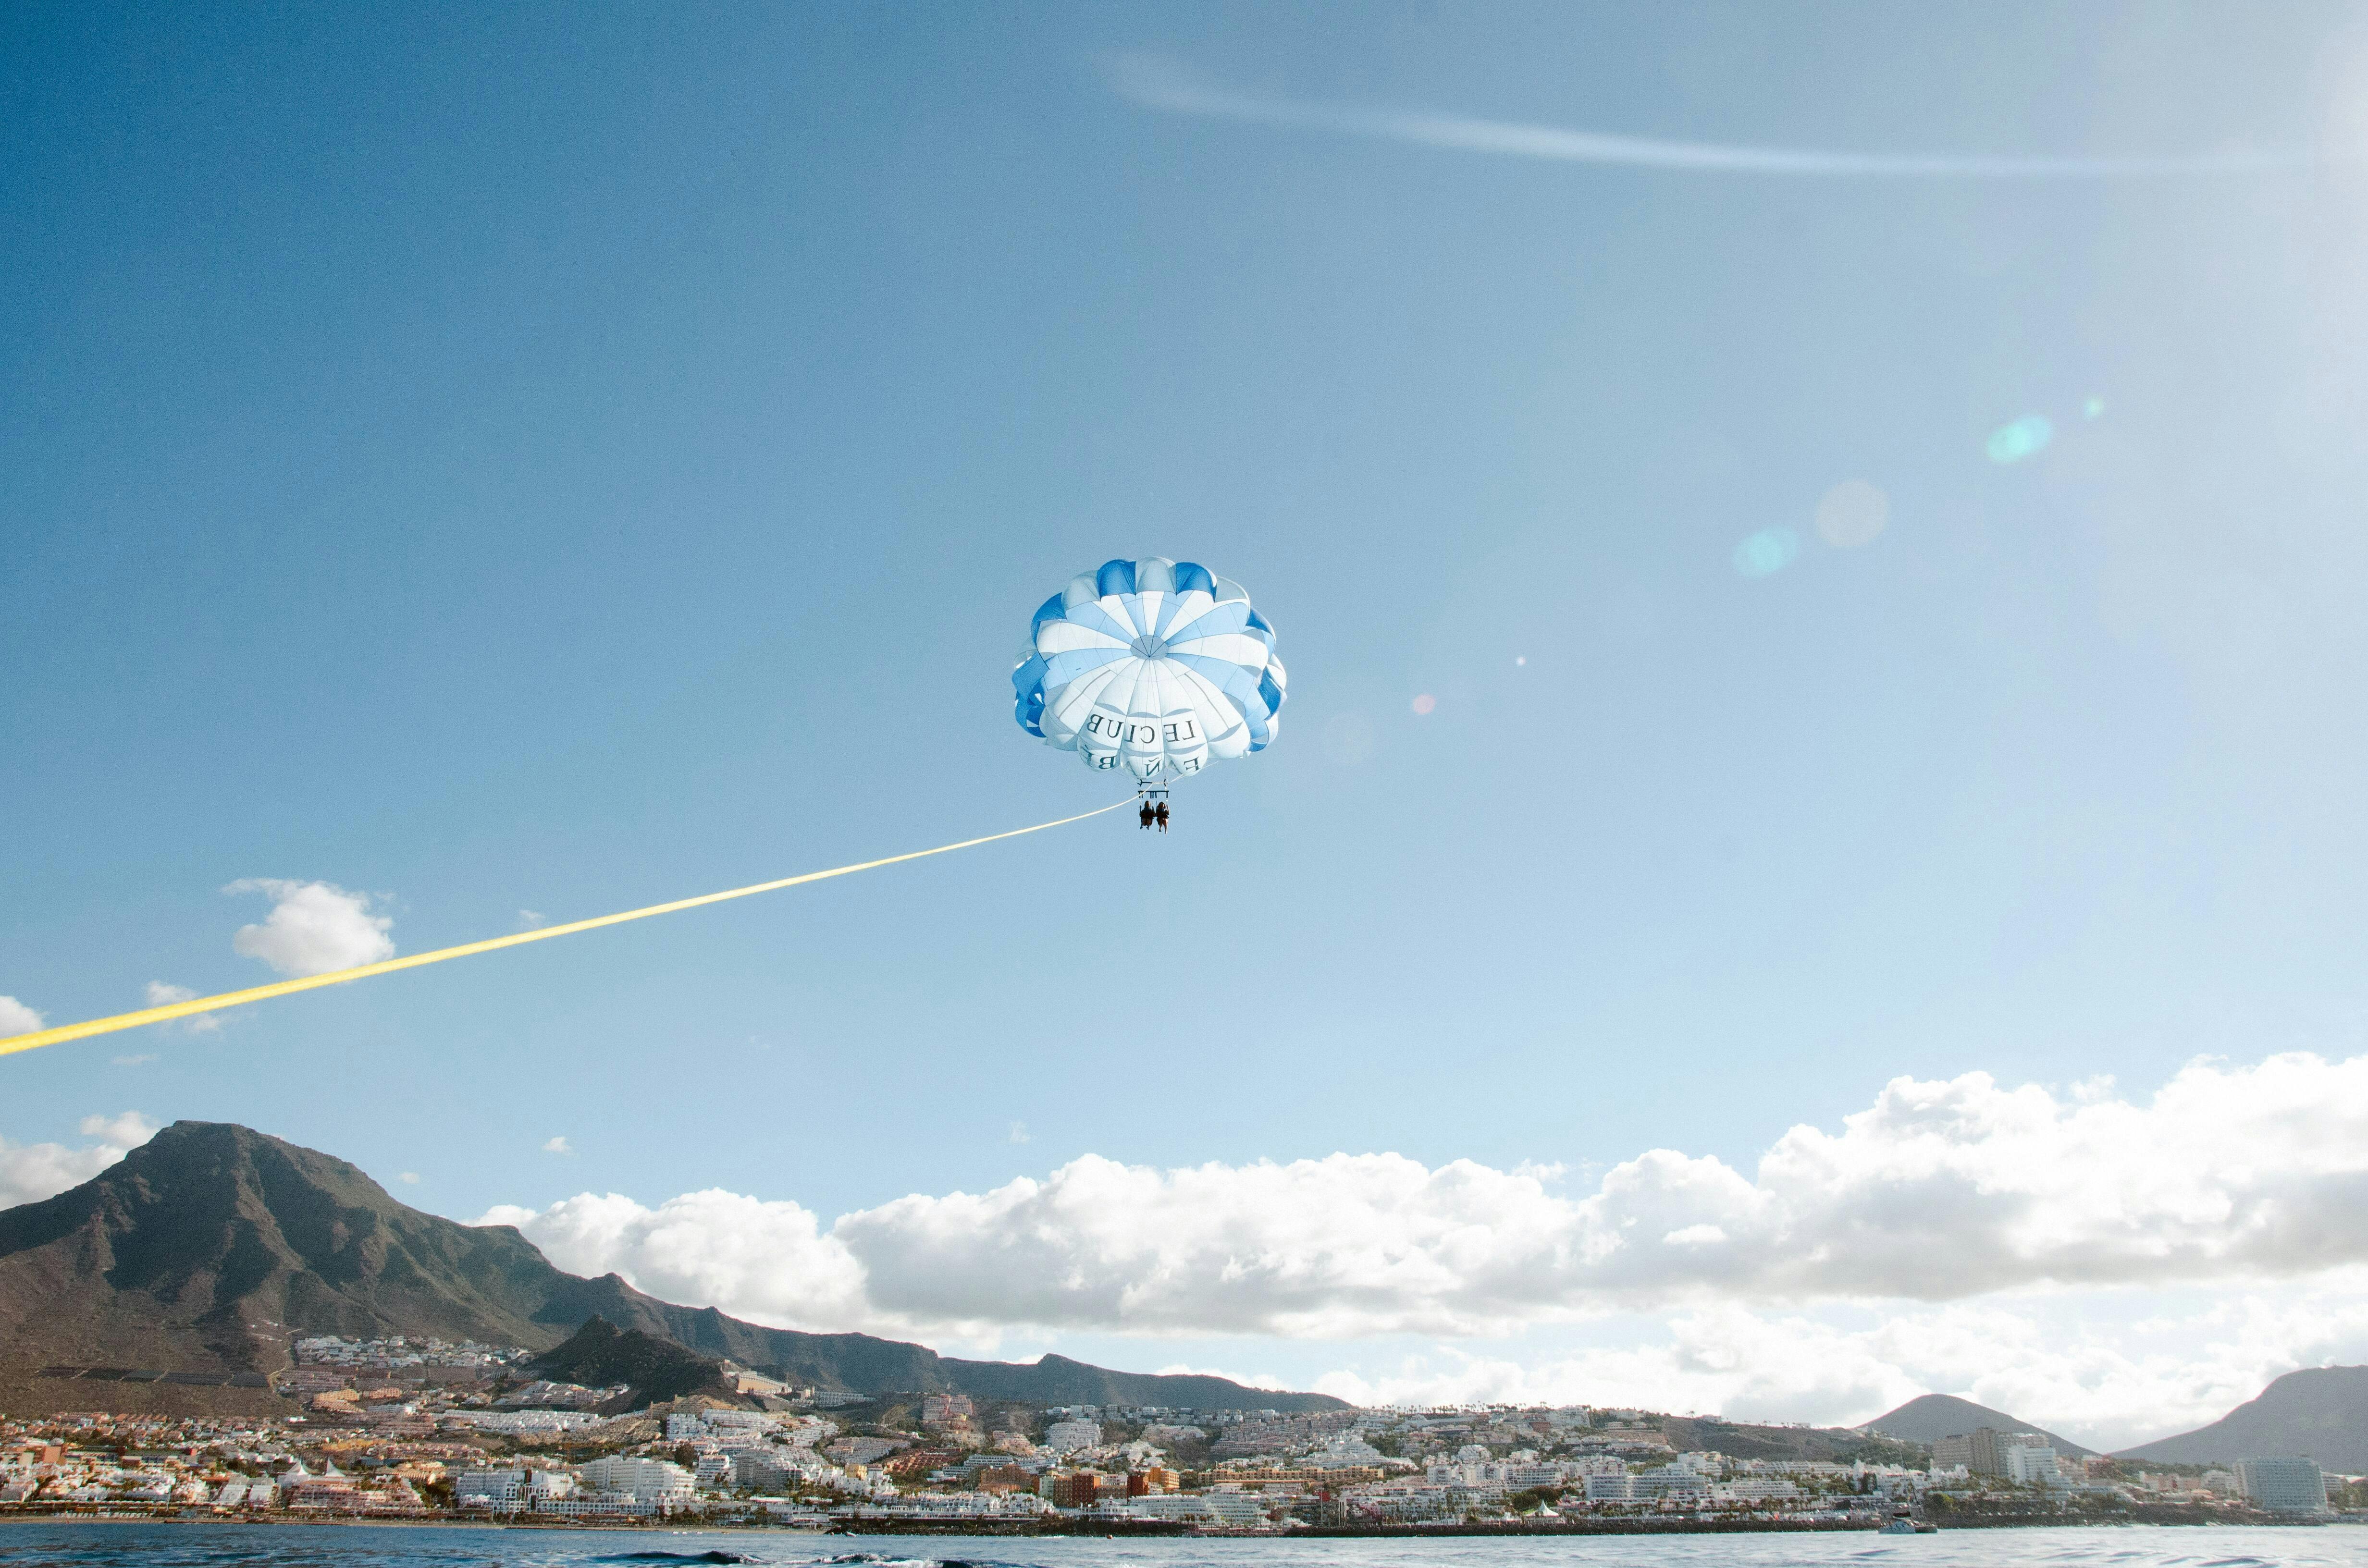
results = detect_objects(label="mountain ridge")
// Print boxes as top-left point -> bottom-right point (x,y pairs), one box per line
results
2113,1366 -> 2368,1470
0,1120 -> 1344,1416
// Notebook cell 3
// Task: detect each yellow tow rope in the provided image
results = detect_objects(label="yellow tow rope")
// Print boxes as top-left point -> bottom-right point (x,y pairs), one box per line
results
1,801 -> 1128,1058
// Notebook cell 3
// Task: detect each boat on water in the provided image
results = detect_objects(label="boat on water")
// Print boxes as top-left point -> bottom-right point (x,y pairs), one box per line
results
1880,1511 -> 1939,1534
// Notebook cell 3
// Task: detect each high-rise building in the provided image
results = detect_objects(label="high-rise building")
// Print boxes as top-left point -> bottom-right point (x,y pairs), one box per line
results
2003,1444 -> 2067,1488
2234,1457 -> 2329,1516
1933,1427 -> 2052,1479
1038,1470 -> 1102,1509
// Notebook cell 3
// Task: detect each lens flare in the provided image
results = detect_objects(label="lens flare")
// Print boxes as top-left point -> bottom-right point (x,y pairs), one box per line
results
1411,694 -> 1437,715
2084,396 -> 2106,419
1323,711 -> 1378,765
1986,415 -> 2054,464
1732,528 -> 1801,578
1814,480 -> 1890,548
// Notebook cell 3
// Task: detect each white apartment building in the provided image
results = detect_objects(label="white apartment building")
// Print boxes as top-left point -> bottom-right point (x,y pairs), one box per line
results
452,1468 -> 527,1508
526,1470 -> 577,1504
1196,1489 -> 1276,1526
703,1410 -> 778,1432
1044,1420 -> 1104,1454
1710,1477 -> 1802,1502
2004,1445 -> 2069,1489
577,1457 -> 696,1507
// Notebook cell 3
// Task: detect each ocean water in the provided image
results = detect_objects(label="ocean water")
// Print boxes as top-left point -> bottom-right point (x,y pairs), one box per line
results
0,1526 -> 2364,1568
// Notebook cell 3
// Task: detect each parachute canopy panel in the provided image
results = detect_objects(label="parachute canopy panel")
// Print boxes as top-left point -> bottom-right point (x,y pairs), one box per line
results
1012,556 -> 1286,784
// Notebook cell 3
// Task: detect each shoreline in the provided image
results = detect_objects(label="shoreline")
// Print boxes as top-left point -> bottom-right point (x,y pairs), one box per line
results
0,1509 -> 2337,1537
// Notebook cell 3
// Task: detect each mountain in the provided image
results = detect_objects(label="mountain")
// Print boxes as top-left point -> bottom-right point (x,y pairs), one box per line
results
0,1120 -> 1344,1416
1858,1394 -> 2096,1458
2114,1367 -> 2368,1470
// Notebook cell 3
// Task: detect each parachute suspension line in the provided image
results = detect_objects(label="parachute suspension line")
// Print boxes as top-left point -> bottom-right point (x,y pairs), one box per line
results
0,801 -> 1132,1060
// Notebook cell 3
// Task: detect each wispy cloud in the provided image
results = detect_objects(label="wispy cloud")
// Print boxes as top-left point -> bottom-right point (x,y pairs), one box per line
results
144,981 -> 221,1033
110,1053 -> 159,1067
1102,54 -> 2306,180
542,1136 -> 573,1156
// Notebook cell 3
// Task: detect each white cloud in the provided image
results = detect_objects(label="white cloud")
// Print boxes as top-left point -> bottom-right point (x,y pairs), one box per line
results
488,1053 -> 2368,1344
0,995 -> 44,1038
144,981 -> 221,1033
399,1172 -> 422,1185
111,1054 -> 159,1067
542,1136 -> 573,1155
0,1112 -> 159,1209
223,879 -> 394,977
1008,1121 -> 1030,1144
79,1112 -> 160,1146
480,1054 -> 2368,1443
483,1188 -> 871,1330
518,910 -> 548,929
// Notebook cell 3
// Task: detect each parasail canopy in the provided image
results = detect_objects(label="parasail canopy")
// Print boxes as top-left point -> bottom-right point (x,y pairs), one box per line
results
1012,556 -> 1286,784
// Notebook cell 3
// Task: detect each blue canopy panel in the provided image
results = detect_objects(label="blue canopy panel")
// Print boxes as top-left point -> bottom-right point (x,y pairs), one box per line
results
1163,600 -> 1248,647
1011,654 -> 1049,736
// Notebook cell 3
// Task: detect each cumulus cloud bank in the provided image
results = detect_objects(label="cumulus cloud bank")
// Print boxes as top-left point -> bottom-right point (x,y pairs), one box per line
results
224,879 -> 394,977
488,1053 -> 2368,1343
0,1112 -> 159,1210
1312,1284 -> 2368,1449
481,1188 -> 870,1332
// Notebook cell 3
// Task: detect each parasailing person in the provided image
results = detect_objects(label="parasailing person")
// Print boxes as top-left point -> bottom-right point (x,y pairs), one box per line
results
1009,556 -> 1287,833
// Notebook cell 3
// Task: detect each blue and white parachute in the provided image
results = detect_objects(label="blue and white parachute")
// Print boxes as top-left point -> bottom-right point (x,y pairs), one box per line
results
1012,557 -> 1286,784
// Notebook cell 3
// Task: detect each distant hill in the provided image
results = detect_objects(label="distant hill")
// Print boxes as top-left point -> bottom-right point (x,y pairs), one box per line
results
2115,1367 -> 2368,1470
0,1120 -> 1345,1417
1660,1415 -> 1922,1464
1859,1394 -> 2096,1457
531,1317 -> 742,1409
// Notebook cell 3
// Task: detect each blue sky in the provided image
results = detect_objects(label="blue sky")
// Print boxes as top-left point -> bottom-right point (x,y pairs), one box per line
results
9,3 -> 2368,1444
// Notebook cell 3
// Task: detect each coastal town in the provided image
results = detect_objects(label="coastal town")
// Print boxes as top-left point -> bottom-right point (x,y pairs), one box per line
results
2,1334 -> 2359,1533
